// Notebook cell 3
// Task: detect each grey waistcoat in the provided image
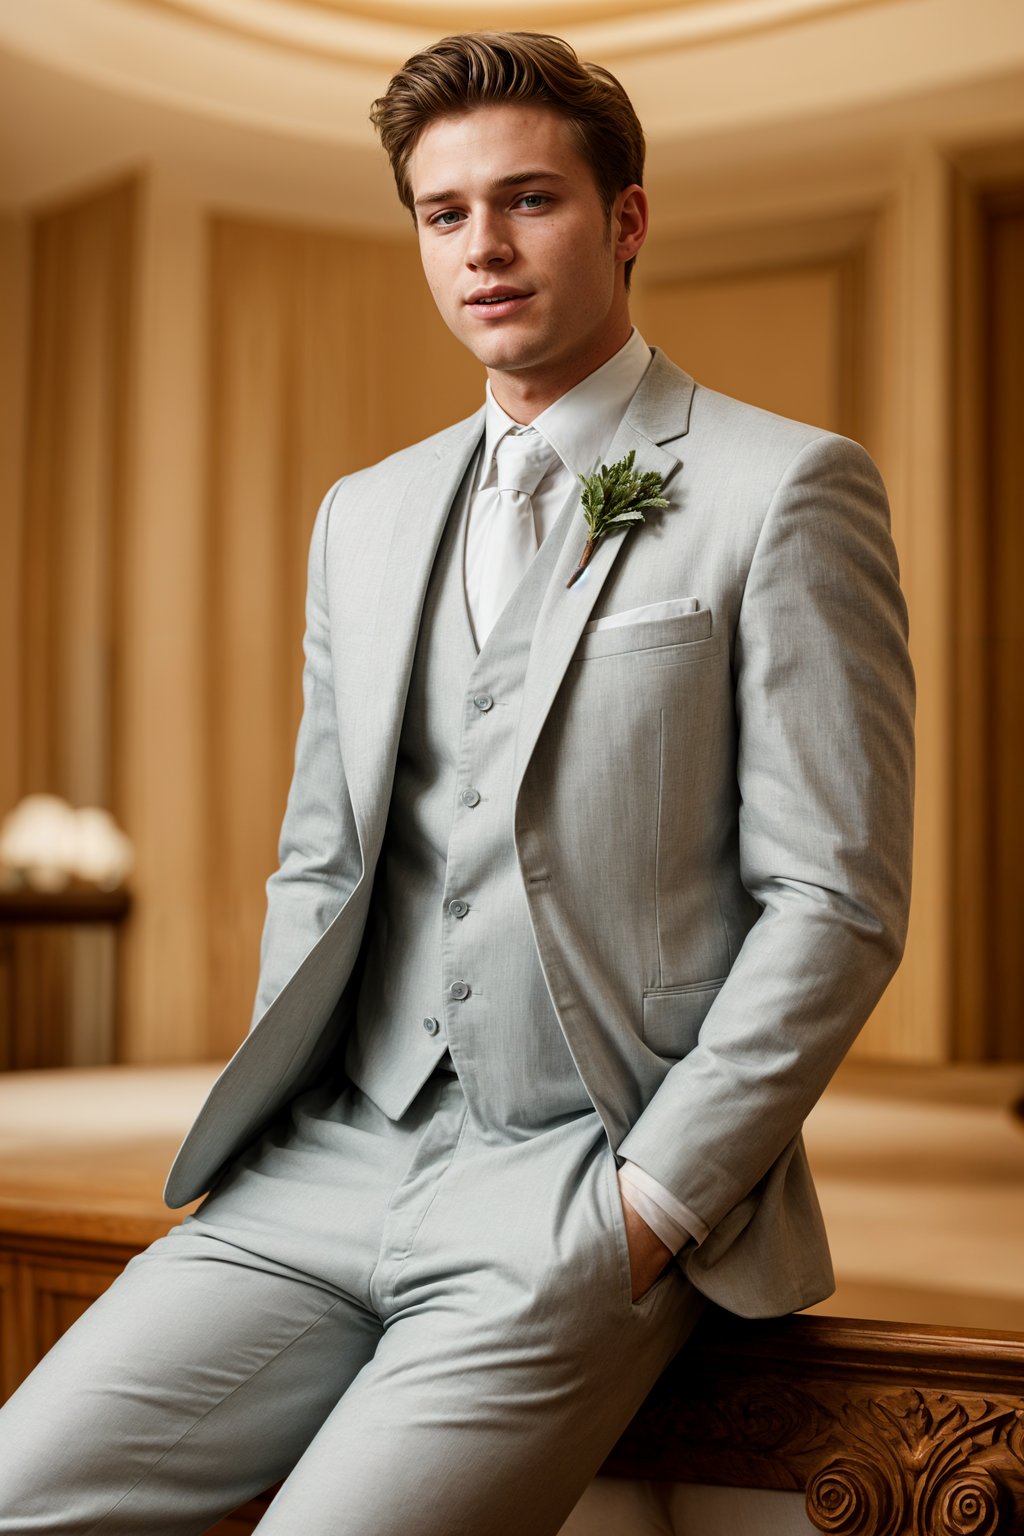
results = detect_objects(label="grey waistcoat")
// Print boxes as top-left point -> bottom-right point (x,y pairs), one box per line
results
345,464 -> 591,1137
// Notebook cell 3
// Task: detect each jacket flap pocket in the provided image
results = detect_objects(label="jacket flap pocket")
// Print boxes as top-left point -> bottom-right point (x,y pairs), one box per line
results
642,977 -> 726,1058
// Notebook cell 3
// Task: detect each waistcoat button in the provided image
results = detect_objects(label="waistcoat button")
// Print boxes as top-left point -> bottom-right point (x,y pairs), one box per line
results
422,1016 -> 440,1036
448,980 -> 471,1001
460,787 -> 481,807
473,693 -> 494,712
448,898 -> 469,918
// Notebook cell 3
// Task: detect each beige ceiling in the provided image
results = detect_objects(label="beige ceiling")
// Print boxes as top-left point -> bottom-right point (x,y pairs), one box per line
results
1,0 -> 1023,221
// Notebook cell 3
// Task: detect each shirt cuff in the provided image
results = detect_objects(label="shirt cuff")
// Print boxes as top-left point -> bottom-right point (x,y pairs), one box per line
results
617,1160 -> 709,1253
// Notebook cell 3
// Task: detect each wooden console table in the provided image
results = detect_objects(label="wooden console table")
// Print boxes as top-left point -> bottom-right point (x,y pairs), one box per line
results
2,1066 -> 1022,1535
0,887 -> 132,1069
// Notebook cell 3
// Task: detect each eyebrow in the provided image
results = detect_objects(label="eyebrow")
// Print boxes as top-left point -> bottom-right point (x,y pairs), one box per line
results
413,169 -> 568,209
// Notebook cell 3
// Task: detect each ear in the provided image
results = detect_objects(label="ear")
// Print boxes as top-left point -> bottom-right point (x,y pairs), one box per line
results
613,184 -> 649,267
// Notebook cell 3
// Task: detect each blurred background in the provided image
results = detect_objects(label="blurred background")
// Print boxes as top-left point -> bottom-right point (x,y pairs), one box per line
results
0,0 -> 1023,1333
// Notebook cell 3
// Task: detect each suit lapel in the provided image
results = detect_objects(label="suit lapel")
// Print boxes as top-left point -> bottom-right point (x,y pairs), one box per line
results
513,351 -> 696,801
341,409 -> 485,860
334,349 -> 697,856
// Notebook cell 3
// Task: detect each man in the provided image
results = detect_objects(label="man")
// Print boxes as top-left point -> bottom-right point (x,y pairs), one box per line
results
0,30 -> 914,1536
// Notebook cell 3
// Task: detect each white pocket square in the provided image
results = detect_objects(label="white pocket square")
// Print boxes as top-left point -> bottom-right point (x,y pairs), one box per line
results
584,597 -> 699,634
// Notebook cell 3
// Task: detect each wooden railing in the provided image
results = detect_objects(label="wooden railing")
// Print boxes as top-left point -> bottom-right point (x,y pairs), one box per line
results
606,1308 -> 1024,1535
2,1065 -> 1023,1535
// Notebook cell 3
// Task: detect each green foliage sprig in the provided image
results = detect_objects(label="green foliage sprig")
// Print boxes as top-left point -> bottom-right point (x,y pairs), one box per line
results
567,450 -> 669,588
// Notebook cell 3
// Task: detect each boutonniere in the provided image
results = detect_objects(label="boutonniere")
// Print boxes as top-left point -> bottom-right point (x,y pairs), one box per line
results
566,450 -> 669,588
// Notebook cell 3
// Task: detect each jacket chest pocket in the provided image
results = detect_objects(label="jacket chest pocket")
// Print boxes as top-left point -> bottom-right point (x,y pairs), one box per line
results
572,606 -> 714,662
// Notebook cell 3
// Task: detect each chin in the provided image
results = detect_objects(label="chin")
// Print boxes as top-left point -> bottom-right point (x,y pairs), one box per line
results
472,336 -> 553,374
449,320 -> 548,371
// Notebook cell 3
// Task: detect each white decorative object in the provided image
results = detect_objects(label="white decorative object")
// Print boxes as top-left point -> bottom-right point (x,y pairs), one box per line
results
71,807 -> 135,889
0,794 -> 79,891
0,795 -> 135,892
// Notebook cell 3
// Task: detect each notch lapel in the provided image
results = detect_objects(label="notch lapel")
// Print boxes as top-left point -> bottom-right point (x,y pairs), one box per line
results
512,352 -> 696,802
338,409 -> 485,863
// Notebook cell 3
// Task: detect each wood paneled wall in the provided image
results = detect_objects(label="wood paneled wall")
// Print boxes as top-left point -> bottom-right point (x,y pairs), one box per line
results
203,217 -> 481,1056
633,212 -> 880,444
984,196 -> 1024,1058
6,158 -> 1020,1067
20,181 -> 136,806
0,215 -> 28,830
3,182 -> 137,1068
953,163 -> 1024,1061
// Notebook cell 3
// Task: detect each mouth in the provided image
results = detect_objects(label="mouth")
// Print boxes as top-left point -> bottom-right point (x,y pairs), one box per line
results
465,288 -> 533,318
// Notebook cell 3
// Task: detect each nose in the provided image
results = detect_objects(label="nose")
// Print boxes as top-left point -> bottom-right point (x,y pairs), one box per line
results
465,210 -> 512,269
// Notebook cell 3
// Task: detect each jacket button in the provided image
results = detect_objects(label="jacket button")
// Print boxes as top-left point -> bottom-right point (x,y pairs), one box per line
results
448,898 -> 469,918
422,1016 -> 440,1036
460,787 -> 481,807
473,693 -> 493,712
448,980 -> 470,1001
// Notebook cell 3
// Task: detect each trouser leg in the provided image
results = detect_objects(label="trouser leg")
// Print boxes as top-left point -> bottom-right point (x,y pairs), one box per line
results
0,1077 -> 705,1536
0,1231 -> 380,1534
0,1073 -> 457,1535
258,1111 -> 705,1536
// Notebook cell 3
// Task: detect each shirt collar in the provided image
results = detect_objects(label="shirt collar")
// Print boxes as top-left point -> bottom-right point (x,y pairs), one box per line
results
481,327 -> 653,483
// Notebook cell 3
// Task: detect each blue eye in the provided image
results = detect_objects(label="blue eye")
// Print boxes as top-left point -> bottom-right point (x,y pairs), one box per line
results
432,210 -> 463,226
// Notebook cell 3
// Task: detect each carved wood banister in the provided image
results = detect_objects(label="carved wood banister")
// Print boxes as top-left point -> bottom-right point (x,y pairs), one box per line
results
604,1309 -> 1024,1535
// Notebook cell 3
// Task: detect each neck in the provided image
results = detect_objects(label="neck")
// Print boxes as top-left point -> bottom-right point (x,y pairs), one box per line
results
487,313 -> 633,425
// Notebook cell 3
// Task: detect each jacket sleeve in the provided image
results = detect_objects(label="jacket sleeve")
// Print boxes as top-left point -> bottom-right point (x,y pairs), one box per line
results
616,432 -> 915,1231
247,478 -> 363,1030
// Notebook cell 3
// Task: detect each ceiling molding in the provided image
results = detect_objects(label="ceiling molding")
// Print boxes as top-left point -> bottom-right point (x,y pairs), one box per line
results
135,0 -> 890,65
2,0 -> 1023,201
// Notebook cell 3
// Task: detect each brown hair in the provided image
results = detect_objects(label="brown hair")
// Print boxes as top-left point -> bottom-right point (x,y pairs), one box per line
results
371,31 -> 646,282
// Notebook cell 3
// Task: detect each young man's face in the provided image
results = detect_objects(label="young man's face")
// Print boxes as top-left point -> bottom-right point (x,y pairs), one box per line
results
408,102 -> 646,414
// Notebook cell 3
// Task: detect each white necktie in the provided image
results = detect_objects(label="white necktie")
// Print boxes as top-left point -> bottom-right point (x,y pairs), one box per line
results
476,428 -> 559,643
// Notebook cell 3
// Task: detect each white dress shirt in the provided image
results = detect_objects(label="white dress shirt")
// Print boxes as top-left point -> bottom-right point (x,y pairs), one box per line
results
462,328 -> 707,1257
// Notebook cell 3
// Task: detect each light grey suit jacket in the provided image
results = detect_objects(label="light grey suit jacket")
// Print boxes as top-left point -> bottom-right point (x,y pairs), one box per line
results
165,350 -> 914,1318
